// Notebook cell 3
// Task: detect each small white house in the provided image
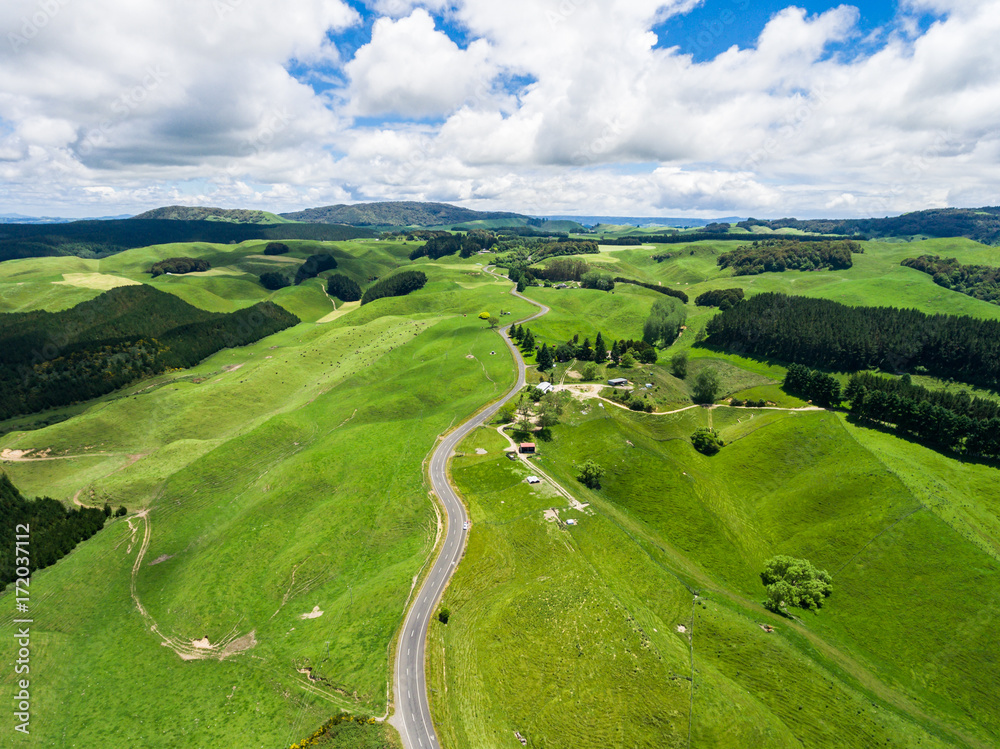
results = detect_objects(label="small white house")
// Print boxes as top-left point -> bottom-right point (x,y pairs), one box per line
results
526,476 -> 541,484
537,381 -> 554,394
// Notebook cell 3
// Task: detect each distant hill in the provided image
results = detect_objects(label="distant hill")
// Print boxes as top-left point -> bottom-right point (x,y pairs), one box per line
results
0,219 -> 376,264
739,208 -> 1000,245
279,201 -> 528,227
131,206 -> 290,224
0,213 -> 132,224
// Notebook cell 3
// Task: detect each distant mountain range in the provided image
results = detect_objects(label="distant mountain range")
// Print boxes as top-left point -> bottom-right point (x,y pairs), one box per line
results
4,202 -> 1000,245
0,213 -> 132,224
278,201 -> 528,227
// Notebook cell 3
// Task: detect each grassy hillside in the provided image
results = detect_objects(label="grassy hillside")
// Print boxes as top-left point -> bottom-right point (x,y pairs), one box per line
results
2,230 -> 998,748
430,400 -> 1000,748
0,247 -> 535,747
0,219 -> 376,263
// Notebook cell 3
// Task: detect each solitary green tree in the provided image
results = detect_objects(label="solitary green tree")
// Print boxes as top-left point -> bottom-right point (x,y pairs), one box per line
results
581,362 -> 599,381
577,459 -> 605,489
760,556 -> 833,613
487,315 -> 500,329
693,368 -> 720,404
671,351 -> 688,379
691,428 -> 724,455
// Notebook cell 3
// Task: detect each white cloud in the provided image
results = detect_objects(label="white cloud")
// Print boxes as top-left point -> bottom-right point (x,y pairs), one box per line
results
345,10 -> 494,118
1,0 -> 999,218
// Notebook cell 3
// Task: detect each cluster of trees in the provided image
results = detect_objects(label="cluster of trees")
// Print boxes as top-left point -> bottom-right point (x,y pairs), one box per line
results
580,270 -> 614,290
691,428 -> 724,455
760,556 -> 833,613
530,257 -> 592,282
783,364 -> 842,406
613,278 -> 689,304
148,257 -> 210,277
509,324 -> 538,357
294,253 -> 338,285
510,325 -> 658,370
407,230 -> 500,261
614,338 -> 658,366
326,274 -> 363,302
717,239 -> 861,276
738,207 -> 1000,245
360,270 -> 427,305
848,372 -> 1000,421
259,271 -> 290,290
845,374 -> 1000,456
695,288 -> 745,308
0,286 -> 299,420
0,473 -> 108,590
704,293 -> 1000,387
642,297 -> 686,347
533,239 -> 599,259
902,255 -> 1000,305
0,219 -> 375,265
263,241 -> 290,255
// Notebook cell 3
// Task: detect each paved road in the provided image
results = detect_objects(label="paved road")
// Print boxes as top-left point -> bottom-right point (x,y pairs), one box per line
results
391,274 -> 548,749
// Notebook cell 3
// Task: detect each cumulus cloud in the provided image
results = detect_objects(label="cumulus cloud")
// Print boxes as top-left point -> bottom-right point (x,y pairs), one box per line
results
0,0 -> 998,217
345,10 -> 494,118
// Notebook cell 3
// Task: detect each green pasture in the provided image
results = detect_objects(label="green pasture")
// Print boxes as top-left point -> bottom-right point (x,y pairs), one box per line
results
431,392 -> 1000,747
0,248 -> 534,747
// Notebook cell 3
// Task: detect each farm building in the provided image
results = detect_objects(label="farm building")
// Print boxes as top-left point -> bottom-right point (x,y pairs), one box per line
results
536,382 -> 554,394
608,377 -> 628,386
520,443 -> 536,454
526,476 -> 541,484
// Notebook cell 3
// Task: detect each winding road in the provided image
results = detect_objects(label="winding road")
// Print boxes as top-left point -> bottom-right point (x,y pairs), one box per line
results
391,273 -> 547,749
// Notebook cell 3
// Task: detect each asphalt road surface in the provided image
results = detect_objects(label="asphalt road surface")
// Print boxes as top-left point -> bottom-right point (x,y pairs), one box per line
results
391,275 -> 548,749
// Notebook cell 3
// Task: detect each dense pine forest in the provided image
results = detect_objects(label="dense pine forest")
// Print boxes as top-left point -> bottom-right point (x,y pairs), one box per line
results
902,255 -> 1000,305
326,274 -> 363,302
704,292 -> 1000,387
360,270 -> 427,305
0,286 -> 299,420
844,373 -> 1000,456
0,473 -> 108,590
717,239 -> 861,275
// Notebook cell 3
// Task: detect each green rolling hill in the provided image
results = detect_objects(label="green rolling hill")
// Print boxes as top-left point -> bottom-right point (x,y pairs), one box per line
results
0,226 -> 997,748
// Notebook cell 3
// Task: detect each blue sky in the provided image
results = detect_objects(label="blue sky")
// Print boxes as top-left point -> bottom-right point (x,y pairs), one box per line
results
0,0 -> 995,218
657,0 -> 910,60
